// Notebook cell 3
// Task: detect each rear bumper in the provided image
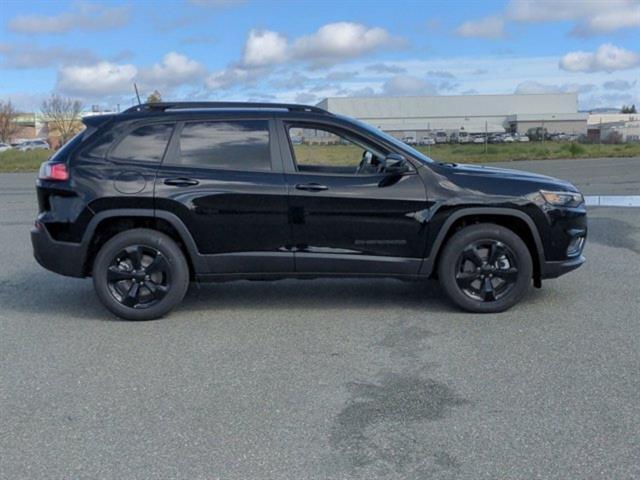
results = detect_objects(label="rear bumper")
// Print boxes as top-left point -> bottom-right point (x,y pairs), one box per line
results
31,226 -> 85,278
541,255 -> 585,279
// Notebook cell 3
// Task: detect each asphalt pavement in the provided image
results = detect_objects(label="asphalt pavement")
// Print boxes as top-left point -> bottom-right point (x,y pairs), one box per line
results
490,156 -> 640,195
1,158 -> 639,479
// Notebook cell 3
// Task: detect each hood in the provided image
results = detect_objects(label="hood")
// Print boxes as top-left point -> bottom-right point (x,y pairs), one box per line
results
440,162 -> 578,192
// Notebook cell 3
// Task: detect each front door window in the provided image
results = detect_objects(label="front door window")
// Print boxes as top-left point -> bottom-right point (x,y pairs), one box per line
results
287,125 -> 387,175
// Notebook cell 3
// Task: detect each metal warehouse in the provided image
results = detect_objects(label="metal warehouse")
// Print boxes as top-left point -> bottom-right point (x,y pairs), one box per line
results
317,93 -> 588,138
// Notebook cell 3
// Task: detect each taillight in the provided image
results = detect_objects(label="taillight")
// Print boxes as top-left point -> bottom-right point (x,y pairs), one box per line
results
39,162 -> 69,181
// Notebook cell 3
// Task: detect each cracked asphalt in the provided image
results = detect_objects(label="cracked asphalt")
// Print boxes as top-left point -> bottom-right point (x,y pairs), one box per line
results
1,158 -> 639,479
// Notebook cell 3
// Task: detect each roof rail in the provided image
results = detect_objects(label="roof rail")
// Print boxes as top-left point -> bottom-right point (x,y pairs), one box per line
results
122,101 -> 330,115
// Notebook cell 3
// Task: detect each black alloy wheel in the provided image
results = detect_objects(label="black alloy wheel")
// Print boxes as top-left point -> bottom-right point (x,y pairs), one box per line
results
455,240 -> 519,302
107,245 -> 170,309
93,229 -> 189,320
438,223 -> 533,313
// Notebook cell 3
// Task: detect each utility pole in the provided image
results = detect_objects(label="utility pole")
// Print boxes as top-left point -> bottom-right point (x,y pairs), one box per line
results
599,117 -> 602,149
484,120 -> 488,154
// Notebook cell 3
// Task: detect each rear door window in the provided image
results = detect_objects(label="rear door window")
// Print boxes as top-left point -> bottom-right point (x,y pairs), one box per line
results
110,123 -> 174,162
176,120 -> 271,171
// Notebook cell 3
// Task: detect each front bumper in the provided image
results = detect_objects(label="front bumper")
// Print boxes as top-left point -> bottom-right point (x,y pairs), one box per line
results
31,225 -> 85,278
541,255 -> 585,279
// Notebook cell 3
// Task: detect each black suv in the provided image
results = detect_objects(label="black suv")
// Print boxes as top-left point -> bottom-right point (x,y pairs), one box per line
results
31,102 -> 587,320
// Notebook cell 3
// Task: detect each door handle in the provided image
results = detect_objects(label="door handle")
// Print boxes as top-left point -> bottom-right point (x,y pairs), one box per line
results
295,183 -> 329,192
164,177 -> 199,187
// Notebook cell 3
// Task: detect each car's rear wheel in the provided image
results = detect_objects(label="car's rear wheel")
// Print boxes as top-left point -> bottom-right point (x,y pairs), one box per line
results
92,229 -> 189,320
438,223 -> 533,313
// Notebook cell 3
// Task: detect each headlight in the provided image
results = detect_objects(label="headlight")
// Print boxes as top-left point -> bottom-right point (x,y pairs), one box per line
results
539,190 -> 584,207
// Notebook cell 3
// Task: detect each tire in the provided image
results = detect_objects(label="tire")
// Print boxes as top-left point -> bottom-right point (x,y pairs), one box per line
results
92,229 -> 190,320
437,223 -> 533,313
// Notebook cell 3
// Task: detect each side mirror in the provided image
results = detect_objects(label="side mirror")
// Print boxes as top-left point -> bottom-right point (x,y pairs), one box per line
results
383,153 -> 410,174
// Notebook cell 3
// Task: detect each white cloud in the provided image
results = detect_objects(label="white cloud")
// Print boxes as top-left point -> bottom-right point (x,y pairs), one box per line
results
138,52 -> 206,89
325,71 -> 359,81
382,75 -> 437,96
514,81 -> 595,94
428,70 -> 456,79
56,62 -> 138,97
9,3 -> 130,34
205,22 -> 403,91
242,30 -> 288,68
438,80 -> 459,91
291,22 -> 402,66
506,0 -> 588,22
572,6 -> 640,36
365,63 -> 407,74
3,91 -> 52,112
205,67 -> 259,90
603,79 -> 637,90
560,44 -> 640,72
584,92 -> 638,108
457,1 -> 639,38
455,16 -> 504,39
0,43 -> 98,69
506,0 -> 640,36
270,72 -> 311,89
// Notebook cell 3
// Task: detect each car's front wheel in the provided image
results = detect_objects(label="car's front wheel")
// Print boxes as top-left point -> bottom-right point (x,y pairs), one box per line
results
92,229 -> 189,320
438,223 -> 533,313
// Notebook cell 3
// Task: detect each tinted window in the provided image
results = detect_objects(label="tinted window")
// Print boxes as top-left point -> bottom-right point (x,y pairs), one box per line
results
110,123 -> 173,161
178,120 -> 271,171
82,131 -> 114,158
288,125 -> 385,175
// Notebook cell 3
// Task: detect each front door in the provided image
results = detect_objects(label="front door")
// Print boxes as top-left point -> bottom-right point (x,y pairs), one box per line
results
278,120 -> 429,275
154,117 -> 292,274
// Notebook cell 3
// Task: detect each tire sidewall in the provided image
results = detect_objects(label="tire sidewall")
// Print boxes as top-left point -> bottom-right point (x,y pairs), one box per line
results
92,229 -> 189,320
438,224 -> 533,313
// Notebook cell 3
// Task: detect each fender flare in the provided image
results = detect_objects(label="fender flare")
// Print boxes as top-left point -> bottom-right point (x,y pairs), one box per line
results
81,209 -> 207,273
420,207 -> 545,276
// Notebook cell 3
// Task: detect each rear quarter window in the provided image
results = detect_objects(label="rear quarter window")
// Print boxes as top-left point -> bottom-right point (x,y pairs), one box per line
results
109,123 -> 174,162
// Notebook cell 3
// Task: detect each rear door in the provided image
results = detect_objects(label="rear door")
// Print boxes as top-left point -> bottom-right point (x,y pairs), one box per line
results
154,116 -> 293,274
277,119 -> 429,275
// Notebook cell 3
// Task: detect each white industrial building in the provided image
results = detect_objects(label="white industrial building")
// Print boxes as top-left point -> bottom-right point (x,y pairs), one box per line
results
317,93 -> 588,138
587,113 -> 640,143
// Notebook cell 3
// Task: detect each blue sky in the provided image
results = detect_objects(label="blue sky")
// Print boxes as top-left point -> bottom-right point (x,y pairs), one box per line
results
0,0 -> 638,111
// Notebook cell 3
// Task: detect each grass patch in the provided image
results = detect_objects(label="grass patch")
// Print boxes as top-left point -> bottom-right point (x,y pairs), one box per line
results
292,142 -> 640,167
0,149 -> 51,173
416,142 -> 640,163
1,141 -> 639,173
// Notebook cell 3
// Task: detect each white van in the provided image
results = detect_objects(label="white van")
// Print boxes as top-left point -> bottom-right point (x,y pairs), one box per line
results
435,131 -> 448,144
451,131 -> 470,144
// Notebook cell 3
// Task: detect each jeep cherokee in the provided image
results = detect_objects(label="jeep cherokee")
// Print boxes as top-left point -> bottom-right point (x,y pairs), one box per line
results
31,102 -> 587,320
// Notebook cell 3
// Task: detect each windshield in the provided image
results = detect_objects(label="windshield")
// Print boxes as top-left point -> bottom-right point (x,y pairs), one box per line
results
339,115 -> 434,164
